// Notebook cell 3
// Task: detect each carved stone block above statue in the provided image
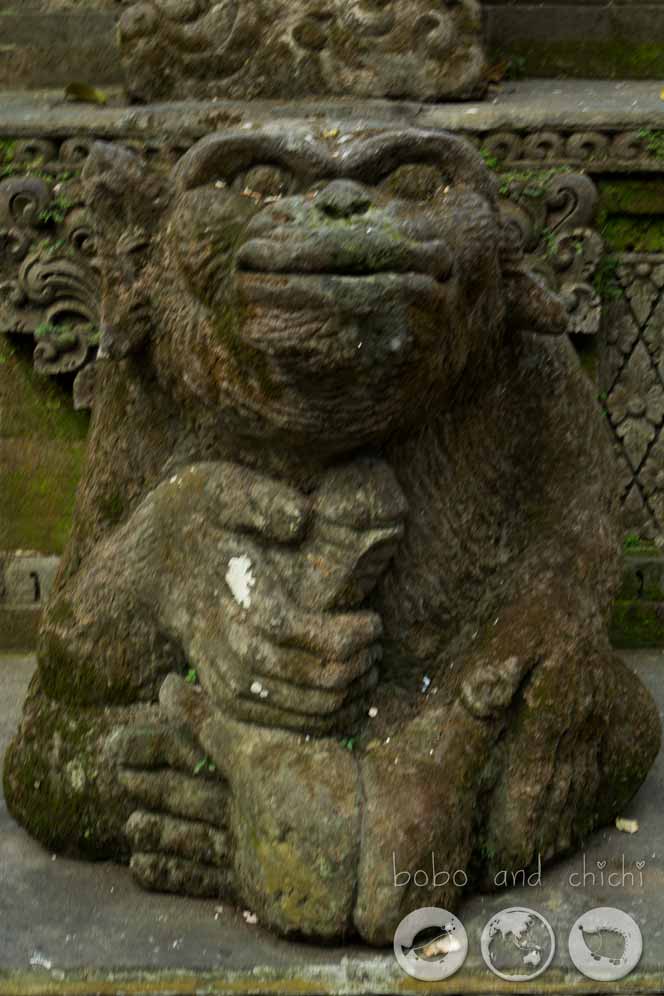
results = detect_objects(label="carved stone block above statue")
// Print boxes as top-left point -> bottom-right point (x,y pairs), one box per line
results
117,0 -> 487,103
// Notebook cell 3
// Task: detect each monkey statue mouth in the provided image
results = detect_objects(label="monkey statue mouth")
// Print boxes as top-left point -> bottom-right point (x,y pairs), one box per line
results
235,228 -> 454,283
234,271 -> 450,360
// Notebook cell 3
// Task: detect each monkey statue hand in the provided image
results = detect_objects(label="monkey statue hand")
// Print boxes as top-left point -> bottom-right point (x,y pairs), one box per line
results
112,457 -> 406,896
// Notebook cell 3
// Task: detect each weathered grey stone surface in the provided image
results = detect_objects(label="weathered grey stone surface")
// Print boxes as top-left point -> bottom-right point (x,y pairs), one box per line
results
1,652 -> 663,992
117,0 -> 487,103
3,80 -> 664,140
4,121 -> 660,944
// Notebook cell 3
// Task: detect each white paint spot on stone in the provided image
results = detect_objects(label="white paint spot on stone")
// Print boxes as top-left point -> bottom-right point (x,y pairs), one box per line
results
30,952 -> 52,970
226,554 -> 256,609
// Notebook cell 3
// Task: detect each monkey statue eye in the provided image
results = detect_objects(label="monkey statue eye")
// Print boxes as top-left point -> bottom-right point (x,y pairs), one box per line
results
231,165 -> 293,200
379,163 -> 450,202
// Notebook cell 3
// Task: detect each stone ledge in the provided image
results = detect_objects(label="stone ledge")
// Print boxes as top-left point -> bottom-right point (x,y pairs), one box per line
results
1,81 -> 664,145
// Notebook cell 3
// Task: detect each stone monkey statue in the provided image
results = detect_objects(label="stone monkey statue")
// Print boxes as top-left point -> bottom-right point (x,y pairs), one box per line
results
5,124 -> 660,945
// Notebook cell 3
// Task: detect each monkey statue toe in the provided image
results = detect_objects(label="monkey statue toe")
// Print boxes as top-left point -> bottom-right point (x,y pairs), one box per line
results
4,124 -> 660,944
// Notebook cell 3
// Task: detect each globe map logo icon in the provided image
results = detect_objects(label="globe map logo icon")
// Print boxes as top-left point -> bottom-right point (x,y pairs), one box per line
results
480,907 -> 556,981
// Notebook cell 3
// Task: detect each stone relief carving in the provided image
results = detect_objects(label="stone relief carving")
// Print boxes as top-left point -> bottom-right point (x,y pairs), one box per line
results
473,128 -> 664,170
499,171 -> 602,335
117,0 -> 487,102
0,139 -> 100,407
4,124 -> 659,945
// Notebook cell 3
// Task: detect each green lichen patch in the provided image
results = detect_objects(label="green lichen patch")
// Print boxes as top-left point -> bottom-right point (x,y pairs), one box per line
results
610,599 -> 664,648
601,216 -> 664,253
490,41 -> 664,80
0,336 -> 89,553
497,166 -> 572,199
3,684 -> 131,860
598,178 -> 664,217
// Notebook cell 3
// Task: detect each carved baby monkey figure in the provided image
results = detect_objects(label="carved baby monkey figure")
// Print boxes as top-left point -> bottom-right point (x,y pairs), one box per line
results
5,125 -> 660,945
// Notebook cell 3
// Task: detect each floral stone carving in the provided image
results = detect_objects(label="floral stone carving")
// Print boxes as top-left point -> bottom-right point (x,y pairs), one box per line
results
4,125 -> 660,944
118,0 -> 487,103
0,139 -> 101,407
499,171 -> 603,336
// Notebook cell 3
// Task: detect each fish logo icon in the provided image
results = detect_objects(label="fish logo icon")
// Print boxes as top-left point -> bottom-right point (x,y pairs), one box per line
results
393,908 -> 468,981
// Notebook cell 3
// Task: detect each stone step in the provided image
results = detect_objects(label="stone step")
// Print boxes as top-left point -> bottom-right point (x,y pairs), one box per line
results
0,11 -> 122,89
484,2 -> 664,78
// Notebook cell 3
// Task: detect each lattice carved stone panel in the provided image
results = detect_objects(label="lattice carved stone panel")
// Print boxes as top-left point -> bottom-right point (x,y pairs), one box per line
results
601,254 -> 664,540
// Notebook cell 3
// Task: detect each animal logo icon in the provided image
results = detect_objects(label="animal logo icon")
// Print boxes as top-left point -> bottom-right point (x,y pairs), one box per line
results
568,908 -> 643,981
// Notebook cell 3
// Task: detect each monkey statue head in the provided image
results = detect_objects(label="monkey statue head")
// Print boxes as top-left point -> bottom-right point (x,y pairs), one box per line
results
83,125 -> 566,458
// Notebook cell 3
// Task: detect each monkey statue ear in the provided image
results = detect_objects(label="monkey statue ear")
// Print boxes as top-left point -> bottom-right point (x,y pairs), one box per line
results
81,142 -> 168,238
82,143 -> 171,359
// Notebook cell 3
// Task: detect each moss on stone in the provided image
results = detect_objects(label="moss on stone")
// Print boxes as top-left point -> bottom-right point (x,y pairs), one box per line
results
3,683 -> 131,859
491,41 -> 664,80
0,337 -> 89,553
601,216 -> 664,253
610,600 -> 664,648
599,178 -> 664,216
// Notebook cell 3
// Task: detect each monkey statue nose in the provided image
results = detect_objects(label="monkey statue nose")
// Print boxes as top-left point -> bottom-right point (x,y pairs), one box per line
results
316,180 -> 372,219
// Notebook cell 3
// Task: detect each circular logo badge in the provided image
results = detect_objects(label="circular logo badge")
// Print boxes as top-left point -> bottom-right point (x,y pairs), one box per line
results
393,907 -> 468,981
480,907 -> 556,982
568,907 -> 642,981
